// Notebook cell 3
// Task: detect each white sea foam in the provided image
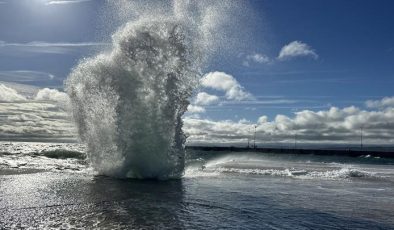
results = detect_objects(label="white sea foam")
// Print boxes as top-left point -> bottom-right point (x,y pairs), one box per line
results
0,142 -> 89,173
185,165 -> 376,180
65,1 -> 244,179
184,154 -> 380,180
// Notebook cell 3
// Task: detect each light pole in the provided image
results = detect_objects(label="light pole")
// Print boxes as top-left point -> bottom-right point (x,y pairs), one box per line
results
253,125 -> 257,149
247,126 -> 251,148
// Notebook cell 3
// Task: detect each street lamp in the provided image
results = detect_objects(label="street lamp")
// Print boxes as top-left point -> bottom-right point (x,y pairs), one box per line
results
253,125 -> 257,149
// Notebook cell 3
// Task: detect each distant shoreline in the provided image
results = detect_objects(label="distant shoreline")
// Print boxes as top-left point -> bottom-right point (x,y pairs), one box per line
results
186,146 -> 394,158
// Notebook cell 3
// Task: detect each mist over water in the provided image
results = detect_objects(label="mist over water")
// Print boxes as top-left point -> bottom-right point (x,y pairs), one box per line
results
65,1 -> 242,179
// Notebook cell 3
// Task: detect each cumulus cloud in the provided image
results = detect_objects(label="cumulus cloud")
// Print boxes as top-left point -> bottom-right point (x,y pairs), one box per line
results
184,102 -> 394,146
0,84 -> 27,102
194,92 -> 219,105
278,41 -> 318,60
187,105 -> 206,113
35,88 -> 70,104
201,71 -> 253,100
366,96 -> 394,109
257,115 -> 268,124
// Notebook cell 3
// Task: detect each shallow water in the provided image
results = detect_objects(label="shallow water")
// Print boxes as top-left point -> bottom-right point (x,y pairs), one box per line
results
1,142 -> 394,229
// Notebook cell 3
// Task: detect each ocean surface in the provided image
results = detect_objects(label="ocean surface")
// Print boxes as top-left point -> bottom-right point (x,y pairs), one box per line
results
1,142 -> 394,229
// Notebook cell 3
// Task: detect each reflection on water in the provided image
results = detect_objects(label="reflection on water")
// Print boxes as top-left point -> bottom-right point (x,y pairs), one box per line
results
85,176 -> 186,228
1,171 -> 394,229
0,173 -> 186,229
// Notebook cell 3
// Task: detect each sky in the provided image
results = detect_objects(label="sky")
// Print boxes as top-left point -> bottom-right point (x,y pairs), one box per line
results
0,0 -> 393,146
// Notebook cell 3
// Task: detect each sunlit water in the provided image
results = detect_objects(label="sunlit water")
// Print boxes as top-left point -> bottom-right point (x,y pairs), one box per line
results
1,142 -> 394,229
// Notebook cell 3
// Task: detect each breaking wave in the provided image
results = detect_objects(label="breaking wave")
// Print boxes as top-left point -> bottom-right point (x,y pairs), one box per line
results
185,165 -> 376,180
65,1 -> 242,179
184,154 -> 380,180
210,167 -> 375,179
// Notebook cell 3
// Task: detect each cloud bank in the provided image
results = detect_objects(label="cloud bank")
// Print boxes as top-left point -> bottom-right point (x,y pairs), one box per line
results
0,84 -> 27,102
184,98 -> 394,146
0,85 -> 75,142
1,83 -> 393,146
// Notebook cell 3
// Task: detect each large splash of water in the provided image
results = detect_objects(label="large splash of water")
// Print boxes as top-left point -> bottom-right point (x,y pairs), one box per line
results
65,1 -> 242,179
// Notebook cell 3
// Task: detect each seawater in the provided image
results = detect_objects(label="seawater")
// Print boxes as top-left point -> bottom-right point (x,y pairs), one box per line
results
1,142 -> 394,229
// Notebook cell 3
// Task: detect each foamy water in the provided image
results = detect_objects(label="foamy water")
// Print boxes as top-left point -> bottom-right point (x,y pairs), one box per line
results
2,142 -> 393,181
184,151 -> 394,181
64,1 -> 243,179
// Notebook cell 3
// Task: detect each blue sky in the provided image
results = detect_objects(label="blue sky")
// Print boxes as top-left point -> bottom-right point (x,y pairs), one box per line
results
0,0 -> 393,145
207,0 -> 394,120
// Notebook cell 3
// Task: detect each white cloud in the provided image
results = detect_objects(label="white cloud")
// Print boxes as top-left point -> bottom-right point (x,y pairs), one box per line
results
187,105 -> 206,113
184,117 -> 253,145
0,41 -> 105,47
0,82 -> 40,99
184,100 -> 394,146
244,53 -> 270,66
0,84 -> 27,102
35,88 -> 70,109
0,41 -> 108,55
278,41 -> 318,60
187,92 -> 219,115
201,72 -> 253,100
35,88 -> 68,102
0,70 -> 56,84
0,102 -> 75,142
0,85 -> 75,141
194,92 -> 219,105
366,97 -> 394,109
1,84 -> 393,146
257,115 -> 268,124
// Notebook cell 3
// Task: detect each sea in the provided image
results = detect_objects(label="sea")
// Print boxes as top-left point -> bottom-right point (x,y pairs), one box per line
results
1,142 -> 393,229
